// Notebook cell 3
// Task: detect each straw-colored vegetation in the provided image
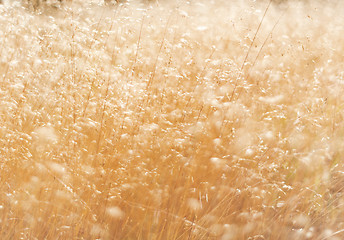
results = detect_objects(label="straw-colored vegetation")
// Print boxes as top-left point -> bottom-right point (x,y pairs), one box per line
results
1,0 -> 344,239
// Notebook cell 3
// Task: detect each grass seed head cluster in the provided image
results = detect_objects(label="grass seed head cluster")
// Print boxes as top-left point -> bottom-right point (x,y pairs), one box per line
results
1,0 -> 344,239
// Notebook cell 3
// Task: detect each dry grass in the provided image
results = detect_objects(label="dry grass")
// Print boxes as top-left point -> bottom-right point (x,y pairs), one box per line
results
1,0 -> 344,239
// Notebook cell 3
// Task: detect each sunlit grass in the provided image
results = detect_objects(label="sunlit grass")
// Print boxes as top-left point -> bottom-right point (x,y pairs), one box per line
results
1,0 -> 344,239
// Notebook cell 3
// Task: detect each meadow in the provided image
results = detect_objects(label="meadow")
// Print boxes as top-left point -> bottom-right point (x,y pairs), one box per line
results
1,0 -> 344,239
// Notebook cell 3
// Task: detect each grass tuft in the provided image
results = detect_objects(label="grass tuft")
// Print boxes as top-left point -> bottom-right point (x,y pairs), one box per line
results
1,0 -> 344,239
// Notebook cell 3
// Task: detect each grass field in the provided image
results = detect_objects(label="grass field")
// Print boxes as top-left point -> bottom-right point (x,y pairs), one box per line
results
1,0 -> 344,239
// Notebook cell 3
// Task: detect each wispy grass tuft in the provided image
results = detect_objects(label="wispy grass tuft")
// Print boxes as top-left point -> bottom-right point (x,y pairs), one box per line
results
1,0 -> 344,239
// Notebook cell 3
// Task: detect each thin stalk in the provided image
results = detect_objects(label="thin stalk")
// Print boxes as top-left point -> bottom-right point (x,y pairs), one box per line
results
132,13 -> 146,74
95,76 -> 111,161
236,6 -> 287,101
230,0 -> 273,102
146,11 -> 174,89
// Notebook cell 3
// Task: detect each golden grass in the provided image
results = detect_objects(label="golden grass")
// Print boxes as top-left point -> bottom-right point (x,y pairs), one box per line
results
1,0 -> 344,239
